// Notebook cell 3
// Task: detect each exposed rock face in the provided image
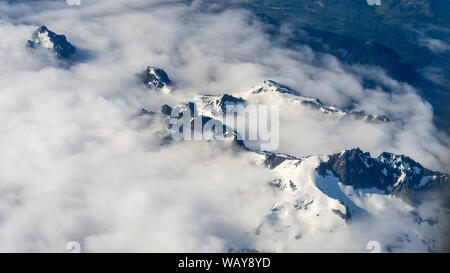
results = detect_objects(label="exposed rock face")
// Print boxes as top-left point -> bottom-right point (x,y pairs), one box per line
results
316,148 -> 448,204
263,153 -> 296,169
161,104 -> 173,116
195,94 -> 246,116
26,26 -> 76,60
139,66 -> 173,93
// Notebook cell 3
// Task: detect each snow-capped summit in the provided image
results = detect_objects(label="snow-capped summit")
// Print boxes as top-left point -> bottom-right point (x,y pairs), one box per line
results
249,80 -> 300,96
259,147 -> 448,220
139,66 -> 173,93
254,147 -> 449,251
244,80 -> 389,123
26,26 -> 76,60
193,80 -> 384,122
195,94 -> 246,116
316,148 -> 448,202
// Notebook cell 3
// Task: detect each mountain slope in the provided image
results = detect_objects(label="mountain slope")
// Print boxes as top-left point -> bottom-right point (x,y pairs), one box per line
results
26,25 -> 76,60
195,80 -> 389,123
139,66 -> 173,93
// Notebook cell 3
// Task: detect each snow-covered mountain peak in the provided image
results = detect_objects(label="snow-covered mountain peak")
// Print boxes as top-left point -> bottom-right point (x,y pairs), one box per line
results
139,66 -> 173,93
243,81 -> 389,123
195,93 -> 246,116
249,80 -> 300,96
260,147 -> 448,229
26,25 -> 76,60
192,82 -> 388,123
317,148 -> 448,201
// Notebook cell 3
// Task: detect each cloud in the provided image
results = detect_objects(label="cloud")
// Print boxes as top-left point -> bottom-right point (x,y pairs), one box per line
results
0,0 -> 448,252
419,37 -> 450,54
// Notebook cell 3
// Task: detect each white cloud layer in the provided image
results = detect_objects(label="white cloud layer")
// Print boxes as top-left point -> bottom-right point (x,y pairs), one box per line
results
0,0 -> 448,252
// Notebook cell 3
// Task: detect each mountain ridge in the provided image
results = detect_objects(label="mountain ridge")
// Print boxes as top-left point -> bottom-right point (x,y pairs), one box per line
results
26,25 -> 76,60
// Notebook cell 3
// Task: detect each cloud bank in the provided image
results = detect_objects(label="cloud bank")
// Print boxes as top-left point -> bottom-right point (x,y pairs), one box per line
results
0,0 -> 448,252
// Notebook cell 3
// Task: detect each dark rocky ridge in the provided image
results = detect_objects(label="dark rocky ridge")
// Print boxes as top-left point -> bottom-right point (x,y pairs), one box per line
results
139,66 -> 173,91
213,94 -> 246,112
159,102 -> 243,147
26,26 -> 76,60
317,148 -> 449,204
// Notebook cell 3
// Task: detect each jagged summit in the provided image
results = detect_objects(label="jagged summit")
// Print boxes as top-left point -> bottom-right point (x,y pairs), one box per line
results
139,66 -> 173,93
245,80 -> 389,123
260,146 -> 449,227
26,25 -> 76,60
317,148 -> 448,201
217,94 -> 246,108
